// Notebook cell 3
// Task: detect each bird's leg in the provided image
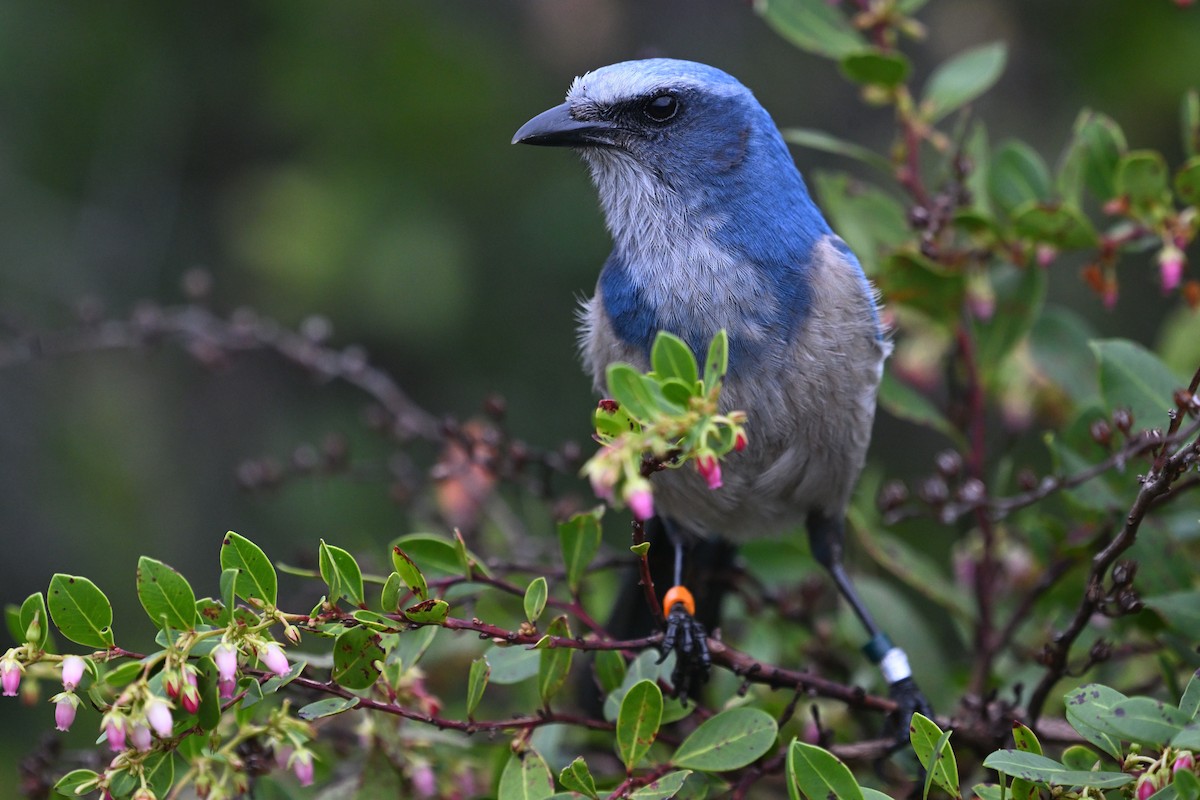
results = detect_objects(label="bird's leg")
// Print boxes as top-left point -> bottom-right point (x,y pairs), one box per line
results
806,510 -> 932,745
656,518 -> 711,705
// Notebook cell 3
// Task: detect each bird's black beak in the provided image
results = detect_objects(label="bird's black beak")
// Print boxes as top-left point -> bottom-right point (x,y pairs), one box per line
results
512,101 -> 618,147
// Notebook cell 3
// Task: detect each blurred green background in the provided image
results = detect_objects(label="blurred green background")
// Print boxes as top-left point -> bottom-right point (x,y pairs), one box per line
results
1,0 -> 1197,788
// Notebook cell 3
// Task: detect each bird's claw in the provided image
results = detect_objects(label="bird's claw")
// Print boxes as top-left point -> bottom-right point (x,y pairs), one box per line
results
882,677 -> 934,749
658,601 -> 710,704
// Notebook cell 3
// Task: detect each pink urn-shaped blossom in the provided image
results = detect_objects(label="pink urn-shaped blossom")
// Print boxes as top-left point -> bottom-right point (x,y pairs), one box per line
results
626,485 -> 654,522
1160,246 -> 1186,293
292,750 -> 315,787
1174,752 -> 1195,774
129,723 -> 153,752
1136,775 -> 1157,800
1,657 -> 21,697
61,656 -> 85,692
145,697 -> 173,738
53,693 -> 78,731
696,454 -> 723,490
260,642 -> 290,678
103,715 -> 127,751
213,643 -> 239,698
179,668 -> 201,715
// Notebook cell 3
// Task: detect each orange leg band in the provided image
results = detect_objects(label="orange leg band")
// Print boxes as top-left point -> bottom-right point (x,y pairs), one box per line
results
662,585 -> 695,618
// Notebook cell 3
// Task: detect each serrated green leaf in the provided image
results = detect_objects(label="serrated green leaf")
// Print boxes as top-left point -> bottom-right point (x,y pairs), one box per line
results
391,547 -> 428,602
136,557 -> 197,632
754,0 -> 866,59
673,707 -> 777,771
331,625 -> 384,690
47,574 -> 114,649
618,679 -> 664,771
319,540 -> 365,607
840,49 -> 911,88
922,42 -> 1007,123
786,739 -> 864,800
559,757 -> 599,799
990,140 -> 1051,215
783,128 -> 893,173
538,616 -> 573,704
524,577 -> 548,624
909,713 -> 959,798
498,750 -> 555,800
19,592 -> 49,650
559,510 -> 603,596
630,770 -> 692,799
1091,339 -> 1184,430
466,657 -> 489,717
298,696 -> 359,720
652,331 -> 700,387
219,531 -> 277,606
982,750 -> 1131,788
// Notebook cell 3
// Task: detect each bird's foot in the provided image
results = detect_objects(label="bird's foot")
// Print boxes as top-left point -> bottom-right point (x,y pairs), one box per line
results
658,600 -> 710,705
882,677 -> 934,749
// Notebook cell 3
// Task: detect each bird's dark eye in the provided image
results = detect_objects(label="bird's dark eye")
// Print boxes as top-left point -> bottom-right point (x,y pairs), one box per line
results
643,93 -> 679,123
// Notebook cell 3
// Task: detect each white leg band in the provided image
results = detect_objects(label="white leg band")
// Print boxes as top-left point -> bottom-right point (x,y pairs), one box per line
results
880,647 -> 912,684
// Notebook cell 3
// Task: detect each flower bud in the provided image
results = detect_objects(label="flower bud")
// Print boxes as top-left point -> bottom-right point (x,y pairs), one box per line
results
145,697 -> 174,738
213,643 -> 238,684
1160,245 -> 1185,293
412,762 -> 437,798
1136,775 -> 1156,800
132,788 -> 157,800
61,656 -> 86,692
1174,752 -> 1195,774
733,430 -> 747,452
625,483 -> 654,522
53,692 -> 79,731
1,656 -> 22,697
129,723 -> 152,752
260,642 -> 290,678
179,667 -> 201,715
291,750 -> 315,787
696,454 -> 723,490
103,715 -> 127,751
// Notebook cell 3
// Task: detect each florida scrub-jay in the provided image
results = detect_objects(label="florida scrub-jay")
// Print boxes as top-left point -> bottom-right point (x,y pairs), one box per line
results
513,58 -> 929,735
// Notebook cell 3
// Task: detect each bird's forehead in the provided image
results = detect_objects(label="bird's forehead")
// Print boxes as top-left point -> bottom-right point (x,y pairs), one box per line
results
566,58 -> 744,107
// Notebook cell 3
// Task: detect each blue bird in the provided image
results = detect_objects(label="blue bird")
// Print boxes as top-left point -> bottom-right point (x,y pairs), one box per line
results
514,58 -> 929,736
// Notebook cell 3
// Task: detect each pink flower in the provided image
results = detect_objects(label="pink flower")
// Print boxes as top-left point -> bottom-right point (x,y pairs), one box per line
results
61,656 -> 86,691
259,642 -> 290,677
179,667 -> 201,714
53,693 -> 78,731
145,697 -> 173,738
733,431 -> 747,452
1174,752 -> 1195,774
696,455 -> 723,490
412,763 -> 436,798
129,723 -> 152,752
1,657 -> 21,697
1160,246 -> 1185,293
1136,775 -> 1156,800
292,750 -> 315,787
1035,244 -> 1057,268
104,715 -> 127,751
626,486 -> 654,522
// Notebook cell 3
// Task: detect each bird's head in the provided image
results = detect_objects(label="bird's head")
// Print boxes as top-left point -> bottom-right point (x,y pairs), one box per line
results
513,58 -> 825,260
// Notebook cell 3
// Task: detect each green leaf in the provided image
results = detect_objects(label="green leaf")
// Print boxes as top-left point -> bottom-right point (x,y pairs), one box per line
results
1101,697 -> 1190,745
1011,202 -> 1097,249
403,598 -> 449,625
785,739 -> 865,800
523,577 -> 548,624
754,0 -> 866,59
394,532 -> 488,578
1181,669 -> 1200,719
617,679 -> 664,771
630,771 -> 692,799
297,696 -> 359,720
607,362 -> 661,420
1091,339 -> 1184,430
219,531 -> 278,606
840,49 -> 911,88
559,510 -> 603,596
1184,90 -> 1200,159
498,750 -> 555,800
559,757 -> 599,799
1058,110 -> 1127,204
486,643 -> 541,685
672,707 -> 777,771
380,572 -> 403,613
538,616 -> 574,704
783,128 -> 893,173
981,750 -> 1132,788
136,557 -> 197,632
47,574 -> 114,649
1011,722 -> 1042,754
1175,769 -> 1200,800
990,140 -> 1051,215
1060,745 -> 1099,772
53,769 -> 100,797
1147,592 -> 1200,640
877,371 -> 963,446
594,649 -> 627,695
880,249 -> 966,325
813,173 -> 909,276
702,330 -> 729,395
909,713 -> 959,798
922,42 -> 1007,123
391,547 -> 428,602
1175,156 -> 1200,206
319,540 -> 365,607
974,262 -> 1048,378
466,657 -> 489,718
19,592 -> 50,650
331,625 -> 384,690
1117,150 -> 1170,208
1063,683 -> 1127,759
850,523 -> 971,618
652,331 -> 700,388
